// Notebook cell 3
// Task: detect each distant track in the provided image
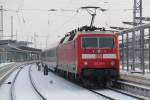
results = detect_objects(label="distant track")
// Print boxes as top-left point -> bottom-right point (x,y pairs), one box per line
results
0,64 -> 18,86
28,65 -> 47,100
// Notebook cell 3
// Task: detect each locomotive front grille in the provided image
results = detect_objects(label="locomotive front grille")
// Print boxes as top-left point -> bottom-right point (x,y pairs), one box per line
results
82,68 -> 118,79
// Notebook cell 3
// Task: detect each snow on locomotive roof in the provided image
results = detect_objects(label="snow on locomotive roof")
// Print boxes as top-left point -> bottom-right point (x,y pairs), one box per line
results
78,30 -> 115,34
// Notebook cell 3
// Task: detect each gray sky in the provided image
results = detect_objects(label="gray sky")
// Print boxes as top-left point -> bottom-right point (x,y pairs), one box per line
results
0,0 -> 150,49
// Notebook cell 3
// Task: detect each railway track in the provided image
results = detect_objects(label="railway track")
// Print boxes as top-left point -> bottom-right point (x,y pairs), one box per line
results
88,89 -> 115,100
8,63 -> 147,100
28,65 -> 47,100
10,65 -> 47,100
10,65 -> 24,100
48,66 -> 146,100
53,72 -> 145,99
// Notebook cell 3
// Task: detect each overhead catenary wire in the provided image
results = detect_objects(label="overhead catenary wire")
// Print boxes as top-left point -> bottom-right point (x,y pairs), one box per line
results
3,0 -> 150,49
51,12 -> 79,36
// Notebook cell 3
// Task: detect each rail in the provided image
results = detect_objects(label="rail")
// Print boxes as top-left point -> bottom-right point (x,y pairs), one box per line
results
10,65 -> 24,100
28,65 -> 47,100
89,89 -> 115,100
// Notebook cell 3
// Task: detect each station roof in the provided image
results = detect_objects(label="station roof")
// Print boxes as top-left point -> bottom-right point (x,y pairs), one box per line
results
18,46 -> 41,52
0,40 -> 41,53
0,40 -> 16,45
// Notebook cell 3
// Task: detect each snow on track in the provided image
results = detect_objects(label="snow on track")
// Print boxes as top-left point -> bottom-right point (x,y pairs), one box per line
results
14,65 -> 42,100
30,64 -> 107,100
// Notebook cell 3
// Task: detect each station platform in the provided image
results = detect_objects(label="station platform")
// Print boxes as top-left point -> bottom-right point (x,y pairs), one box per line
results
120,71 -> 150,86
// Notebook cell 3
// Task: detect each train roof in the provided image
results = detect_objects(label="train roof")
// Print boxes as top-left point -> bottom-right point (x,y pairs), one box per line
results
78,30 -> 115,34
58,26 -> 118,44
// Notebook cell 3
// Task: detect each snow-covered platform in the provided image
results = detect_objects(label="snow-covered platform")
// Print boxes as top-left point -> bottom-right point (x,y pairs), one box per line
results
0,62 -> 14,68
120,71 -> 150,86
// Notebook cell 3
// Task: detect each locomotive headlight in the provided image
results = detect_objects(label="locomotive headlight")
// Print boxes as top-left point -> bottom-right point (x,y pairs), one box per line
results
84,61 -> 88,65
111,61 -> 115,66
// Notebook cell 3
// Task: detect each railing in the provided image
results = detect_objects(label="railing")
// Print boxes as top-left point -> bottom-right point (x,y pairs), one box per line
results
118,23 -> 150,74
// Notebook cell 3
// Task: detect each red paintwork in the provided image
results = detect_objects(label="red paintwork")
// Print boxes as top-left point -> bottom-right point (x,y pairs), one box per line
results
57,32 -> 120,76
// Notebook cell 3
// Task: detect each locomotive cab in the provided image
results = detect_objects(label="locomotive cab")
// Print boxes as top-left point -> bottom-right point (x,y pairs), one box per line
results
77,31 -> 120,83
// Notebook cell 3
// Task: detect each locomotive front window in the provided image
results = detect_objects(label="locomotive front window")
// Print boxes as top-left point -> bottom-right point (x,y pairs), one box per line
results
99,37 -> 114,48
82,37 -> 114,48
82,37 -> 98,48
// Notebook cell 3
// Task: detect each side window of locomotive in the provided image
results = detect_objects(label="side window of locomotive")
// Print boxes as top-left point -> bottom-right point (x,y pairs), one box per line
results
68,33 -> 76,41
82,37 -> 98,48
63,36 -> 70,43
60,37 -> 65,44
99,37 -> 114,48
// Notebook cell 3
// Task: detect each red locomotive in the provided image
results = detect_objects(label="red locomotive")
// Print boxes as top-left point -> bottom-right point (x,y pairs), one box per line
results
42,6 -> 120,87
41,26 -> 120,87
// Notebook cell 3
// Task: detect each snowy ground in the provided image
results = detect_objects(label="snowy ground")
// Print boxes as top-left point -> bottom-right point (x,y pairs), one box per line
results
31,64 -> 106,100
0,64 -> 106,100
14,65 -> 43,100
0,63 -> 146,100
0,65 -> 43,100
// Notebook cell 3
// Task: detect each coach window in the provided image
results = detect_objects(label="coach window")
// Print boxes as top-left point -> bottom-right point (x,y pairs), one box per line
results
82,37 -> 98,48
